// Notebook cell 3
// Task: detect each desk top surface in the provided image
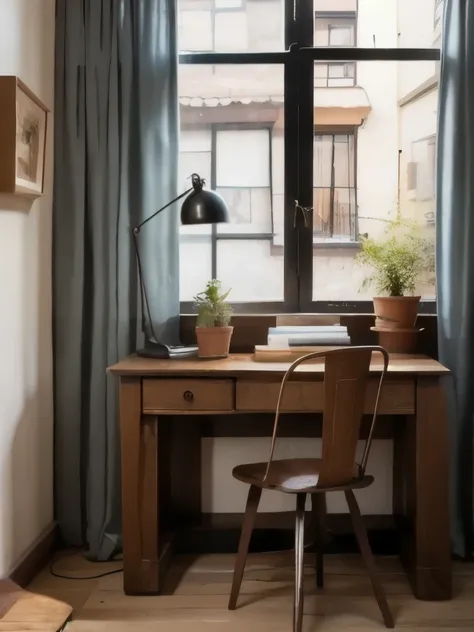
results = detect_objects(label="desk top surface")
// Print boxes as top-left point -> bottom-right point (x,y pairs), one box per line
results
109,353 -> 450,377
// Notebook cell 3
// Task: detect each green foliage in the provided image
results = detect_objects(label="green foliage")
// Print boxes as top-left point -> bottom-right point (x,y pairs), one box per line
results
194,279 -> 233,327
356,216 -> 435,297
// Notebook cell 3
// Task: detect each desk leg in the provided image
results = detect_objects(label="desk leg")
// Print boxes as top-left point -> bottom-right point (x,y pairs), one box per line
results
394,376 -> 452,600
119,377 -> 160,595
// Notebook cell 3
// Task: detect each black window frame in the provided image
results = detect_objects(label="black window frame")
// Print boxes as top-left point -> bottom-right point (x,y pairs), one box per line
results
179,0 -> 440,315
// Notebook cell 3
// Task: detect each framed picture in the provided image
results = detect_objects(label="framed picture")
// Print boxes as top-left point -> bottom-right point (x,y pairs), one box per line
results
0,77 -> 48,197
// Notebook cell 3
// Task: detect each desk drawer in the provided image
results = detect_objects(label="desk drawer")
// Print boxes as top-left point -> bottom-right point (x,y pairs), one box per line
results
143,378 -> 234,412
236,379 -> 415,414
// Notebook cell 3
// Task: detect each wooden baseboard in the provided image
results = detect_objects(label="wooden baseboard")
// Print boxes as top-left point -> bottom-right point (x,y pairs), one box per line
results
9,522 -> 58,588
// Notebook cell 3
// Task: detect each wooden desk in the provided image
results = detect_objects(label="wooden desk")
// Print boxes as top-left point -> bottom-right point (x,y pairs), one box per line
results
109,353 -> 452,600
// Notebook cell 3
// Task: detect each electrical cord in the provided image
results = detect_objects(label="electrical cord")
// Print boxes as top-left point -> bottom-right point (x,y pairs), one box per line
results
49,555 -> 124,580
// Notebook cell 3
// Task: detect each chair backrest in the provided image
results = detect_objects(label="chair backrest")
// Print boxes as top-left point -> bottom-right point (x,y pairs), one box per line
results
263,346 -> 389,488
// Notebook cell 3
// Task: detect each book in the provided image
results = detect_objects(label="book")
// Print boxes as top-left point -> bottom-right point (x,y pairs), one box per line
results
268,332 -> 351,347
254,345 -> 345,362
268,326 -> 348,335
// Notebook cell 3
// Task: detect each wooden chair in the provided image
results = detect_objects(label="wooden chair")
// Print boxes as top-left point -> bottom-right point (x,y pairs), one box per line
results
228,346 -> 394,631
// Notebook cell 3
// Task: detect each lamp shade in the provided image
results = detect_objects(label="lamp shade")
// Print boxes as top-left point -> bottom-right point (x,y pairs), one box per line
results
180,182 -> 229,225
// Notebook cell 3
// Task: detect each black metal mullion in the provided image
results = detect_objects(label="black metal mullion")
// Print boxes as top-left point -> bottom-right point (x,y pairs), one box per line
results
180,298 -> 437,315
301,47 -> 440,61
179,48 -> 440,66
180,52 -> 288,64
294,0 -> 315,313
283,50 -> 300,311
211,126 -> 217,278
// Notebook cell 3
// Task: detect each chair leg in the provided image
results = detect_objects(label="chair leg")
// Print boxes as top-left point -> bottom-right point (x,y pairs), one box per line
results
345,490 -> 394,629
294,493 -> 306,632
228,485 -> 262,610
311,492 -> 327,589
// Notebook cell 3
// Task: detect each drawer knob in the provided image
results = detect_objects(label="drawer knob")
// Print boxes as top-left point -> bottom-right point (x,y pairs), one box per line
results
183,390 -> 194,403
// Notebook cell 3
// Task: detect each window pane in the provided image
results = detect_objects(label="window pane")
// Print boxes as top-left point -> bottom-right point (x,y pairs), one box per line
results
179,10 -> 212,51
314,0 -> 441,49
333,134 -> 354,187
179,128 -> 212,235
328,63 -> 355,87
179,64 -> 284,302
216,129 -> 270,187
329,24 -> 354,46
311,61 -> 437,301
313,188 -> 331,235
214,12 -> 248,52
215,0 -> 242,7
217,187 -> 272,233
216,240 -> 283,301
180,235 -> 213,302
313,135 -> 333,187
178,0 -> 284,53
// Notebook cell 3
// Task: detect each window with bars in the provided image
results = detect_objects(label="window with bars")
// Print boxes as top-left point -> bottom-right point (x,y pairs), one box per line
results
313,133 -> 356,240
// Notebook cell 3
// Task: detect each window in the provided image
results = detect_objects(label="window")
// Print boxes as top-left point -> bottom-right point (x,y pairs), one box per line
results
314,13 -> 356,86
178,0 -> 440,312
408,136 -> 436,202
313,133 -> 356,240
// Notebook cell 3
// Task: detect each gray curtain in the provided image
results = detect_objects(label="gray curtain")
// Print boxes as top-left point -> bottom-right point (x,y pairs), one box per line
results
437,0 -> 474,558
54,0 -> 179,559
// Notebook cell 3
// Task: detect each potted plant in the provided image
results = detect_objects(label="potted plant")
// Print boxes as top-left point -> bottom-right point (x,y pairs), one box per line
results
356,216 -> 435,351
194,279 -> 234,359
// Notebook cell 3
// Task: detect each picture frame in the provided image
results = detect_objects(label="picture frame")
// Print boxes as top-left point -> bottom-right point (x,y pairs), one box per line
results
0,76 -> 48,197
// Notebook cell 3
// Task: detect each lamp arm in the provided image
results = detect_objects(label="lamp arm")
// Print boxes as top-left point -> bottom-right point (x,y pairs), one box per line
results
133,186 -> 193,235
132,173 -> 204,345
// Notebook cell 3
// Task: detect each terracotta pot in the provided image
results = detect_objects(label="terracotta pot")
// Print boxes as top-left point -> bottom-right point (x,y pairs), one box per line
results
195,326 -> 233,359
373,296 -> 420,330
373,328 -> 420,354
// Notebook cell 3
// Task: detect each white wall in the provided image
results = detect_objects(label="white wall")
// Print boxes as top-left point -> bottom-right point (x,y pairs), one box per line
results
0,0 -> 55,575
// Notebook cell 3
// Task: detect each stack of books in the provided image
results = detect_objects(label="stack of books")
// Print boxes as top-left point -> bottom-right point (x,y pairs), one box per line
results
267,325 -> 351,347
254,325 -> 351,362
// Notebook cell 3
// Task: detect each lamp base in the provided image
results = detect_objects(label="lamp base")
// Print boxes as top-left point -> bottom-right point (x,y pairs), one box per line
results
136,340 -> 198,359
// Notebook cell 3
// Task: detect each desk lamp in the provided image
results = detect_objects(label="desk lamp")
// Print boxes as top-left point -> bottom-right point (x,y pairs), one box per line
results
133,173 -> 229,358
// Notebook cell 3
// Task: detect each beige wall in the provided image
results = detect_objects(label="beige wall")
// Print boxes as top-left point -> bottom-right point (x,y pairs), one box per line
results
0,0 -> 55,575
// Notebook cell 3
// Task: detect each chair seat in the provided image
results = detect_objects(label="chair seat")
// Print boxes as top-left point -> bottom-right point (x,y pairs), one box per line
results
232,458 -> 373,493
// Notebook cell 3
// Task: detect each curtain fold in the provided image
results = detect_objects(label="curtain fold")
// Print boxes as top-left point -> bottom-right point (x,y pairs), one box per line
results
54,0 -> 179,558
437,0 -> 474,558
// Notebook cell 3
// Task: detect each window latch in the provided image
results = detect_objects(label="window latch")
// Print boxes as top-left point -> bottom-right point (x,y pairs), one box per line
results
294,200 -> 312,228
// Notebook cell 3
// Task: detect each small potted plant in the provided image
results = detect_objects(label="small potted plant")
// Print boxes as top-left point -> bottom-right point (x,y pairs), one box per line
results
194,279 -> 234,359
356,216 -> 434,351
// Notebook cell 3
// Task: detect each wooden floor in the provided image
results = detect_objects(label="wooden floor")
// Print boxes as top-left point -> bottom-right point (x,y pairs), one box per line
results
27,551 -> 474,631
